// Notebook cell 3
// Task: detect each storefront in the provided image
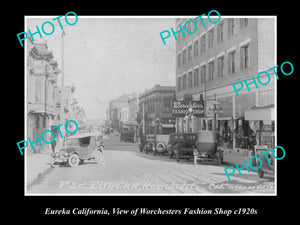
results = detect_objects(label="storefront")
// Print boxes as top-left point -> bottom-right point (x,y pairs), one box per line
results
217,93 -> 261,166
174,90 -> 275,166
173,94 -> 204,133
217,96 -> 234,149
245,104 -> 275,149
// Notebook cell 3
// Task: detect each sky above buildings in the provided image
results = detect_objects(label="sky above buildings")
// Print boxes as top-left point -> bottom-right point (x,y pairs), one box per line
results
26,16 -> 176,121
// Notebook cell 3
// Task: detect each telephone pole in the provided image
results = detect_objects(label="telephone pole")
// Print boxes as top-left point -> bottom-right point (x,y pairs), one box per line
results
60,30 -> 66,148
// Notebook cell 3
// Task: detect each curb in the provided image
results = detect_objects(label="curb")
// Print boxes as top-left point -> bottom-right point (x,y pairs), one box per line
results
27,165 -> 53,188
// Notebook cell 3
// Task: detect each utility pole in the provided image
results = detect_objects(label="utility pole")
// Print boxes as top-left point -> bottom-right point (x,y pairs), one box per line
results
60,30 -> 66,148
142,101 -> 145,134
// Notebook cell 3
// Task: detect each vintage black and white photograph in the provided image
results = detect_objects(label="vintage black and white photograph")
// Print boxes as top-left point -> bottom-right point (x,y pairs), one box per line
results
23,15 -> 276,195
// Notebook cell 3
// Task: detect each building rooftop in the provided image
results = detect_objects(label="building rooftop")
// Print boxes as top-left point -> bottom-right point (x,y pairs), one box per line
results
111,94 -> 130,102
139,84 -> 176,99
29,42 -> 53,60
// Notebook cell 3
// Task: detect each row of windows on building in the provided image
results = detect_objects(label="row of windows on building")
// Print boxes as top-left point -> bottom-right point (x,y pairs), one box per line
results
177,44 -> 250,91
33,78 -> 56,105
177,18 -> 249,67
141,98 -> 173,113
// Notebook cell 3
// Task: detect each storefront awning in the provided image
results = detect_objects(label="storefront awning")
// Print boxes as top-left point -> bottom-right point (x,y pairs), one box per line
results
161,124 -> 175,128
217,117 -> 233,120
245,105 -> 275,121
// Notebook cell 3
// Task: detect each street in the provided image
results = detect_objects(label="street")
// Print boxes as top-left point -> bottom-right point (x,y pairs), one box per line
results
27,133 -> 275,195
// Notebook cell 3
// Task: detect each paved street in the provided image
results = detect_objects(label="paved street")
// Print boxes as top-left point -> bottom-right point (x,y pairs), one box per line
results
27,133 -> 275,195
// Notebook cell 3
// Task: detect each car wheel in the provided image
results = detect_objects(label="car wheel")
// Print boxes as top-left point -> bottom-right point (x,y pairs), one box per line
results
98,145 -> 104,152
68,154 -> 80,167
94,150 -> 104,164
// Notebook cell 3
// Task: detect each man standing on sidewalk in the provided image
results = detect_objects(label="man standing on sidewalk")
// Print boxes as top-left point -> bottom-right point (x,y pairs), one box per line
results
51,138 -> 56,153
50,129 -> 58,168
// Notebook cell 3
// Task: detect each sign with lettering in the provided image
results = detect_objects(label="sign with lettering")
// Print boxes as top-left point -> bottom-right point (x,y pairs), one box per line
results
172,101 -> 204,117
205,100 -> 218,118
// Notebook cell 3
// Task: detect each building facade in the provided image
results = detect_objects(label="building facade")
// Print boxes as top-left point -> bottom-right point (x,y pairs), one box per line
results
175,17 -> 276,158
54,86 -> 86,134
26,39 -> 60,153
128,93 -> 139,125
108,94 -> 129,131
127,93 -> 139,141
138,85 -> 176,135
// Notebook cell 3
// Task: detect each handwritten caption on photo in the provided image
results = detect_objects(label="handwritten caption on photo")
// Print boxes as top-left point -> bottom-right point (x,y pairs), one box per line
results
58,180 -> 206,192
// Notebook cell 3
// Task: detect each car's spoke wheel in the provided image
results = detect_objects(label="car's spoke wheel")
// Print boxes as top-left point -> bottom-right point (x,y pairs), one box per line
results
94,150 -> 104,164
68,154 -> 80,167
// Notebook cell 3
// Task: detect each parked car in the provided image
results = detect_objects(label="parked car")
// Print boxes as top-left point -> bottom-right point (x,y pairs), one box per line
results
144,134 -> 156,154
120,126 -> 135,142
139,134 -> 147,152
153,134 -> 170,155
168,131 -> 223,165
138,134 -> 168,155
168,133 -> 197,162
52,132 -> 104,167
193,130 -> 223,166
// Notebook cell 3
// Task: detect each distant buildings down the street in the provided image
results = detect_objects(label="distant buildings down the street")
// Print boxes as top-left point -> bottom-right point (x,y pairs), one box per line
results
106,85 -> 176,139
107,94 -> 130,131
138,85 -> 176,135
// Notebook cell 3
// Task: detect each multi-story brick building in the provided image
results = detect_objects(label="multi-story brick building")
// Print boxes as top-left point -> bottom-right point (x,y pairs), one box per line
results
175,17 -> 276,160
138,85 -> 176,135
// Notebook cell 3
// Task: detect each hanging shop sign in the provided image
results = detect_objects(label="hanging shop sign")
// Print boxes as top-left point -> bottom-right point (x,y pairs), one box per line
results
172,101 -> 204,117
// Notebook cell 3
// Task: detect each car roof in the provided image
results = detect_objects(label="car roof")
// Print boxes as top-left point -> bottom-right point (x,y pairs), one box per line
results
67,132 -> 102,139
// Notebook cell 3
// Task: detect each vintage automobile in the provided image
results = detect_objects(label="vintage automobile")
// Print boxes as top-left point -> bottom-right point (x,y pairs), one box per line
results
143,134 -> 156,154
120,126 -> 135,142
253,145 -> 274,178
52,132 -> 104,167
193,130 -> 223,166
139,134 -> 170,155
139,134 -> 147,152
153,134 -> 170,155
167,133 -> 198,162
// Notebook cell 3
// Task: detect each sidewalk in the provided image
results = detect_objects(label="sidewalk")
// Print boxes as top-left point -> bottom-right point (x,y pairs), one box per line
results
26,150 -> 53,187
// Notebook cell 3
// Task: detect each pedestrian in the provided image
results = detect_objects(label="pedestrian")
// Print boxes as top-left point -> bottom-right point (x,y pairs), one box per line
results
193,145 -> 198,165
51,138 -> 56,153
50,131 -> 58,168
